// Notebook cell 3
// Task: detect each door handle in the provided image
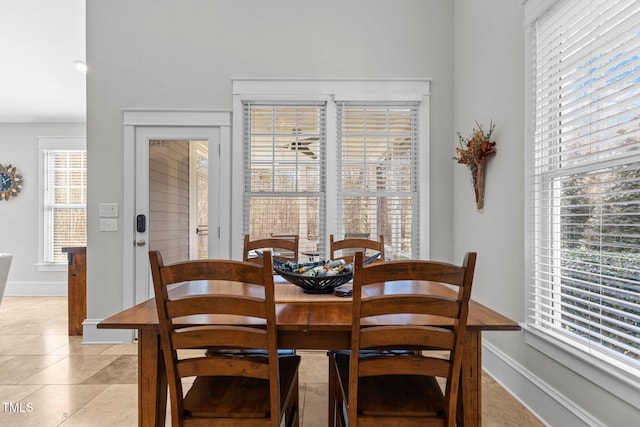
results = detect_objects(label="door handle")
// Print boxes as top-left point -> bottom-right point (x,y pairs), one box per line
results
135,239 -> 146,247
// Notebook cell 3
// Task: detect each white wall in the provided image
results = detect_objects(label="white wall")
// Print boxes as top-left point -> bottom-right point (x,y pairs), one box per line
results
85,0 -> 639,424
0,123 -> 86,295
86,0 -> 455,317
453,1 -> 640,426
452,1 -> 525,323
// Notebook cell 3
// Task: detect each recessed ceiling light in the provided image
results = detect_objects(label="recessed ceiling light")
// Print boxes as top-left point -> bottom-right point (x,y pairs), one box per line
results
73,60 -> 87,74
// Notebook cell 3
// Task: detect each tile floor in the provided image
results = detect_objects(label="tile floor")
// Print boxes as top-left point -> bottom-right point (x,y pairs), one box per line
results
0,296 -> 544,426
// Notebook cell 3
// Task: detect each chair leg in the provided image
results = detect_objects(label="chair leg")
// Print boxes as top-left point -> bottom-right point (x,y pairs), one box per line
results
287,373 -> 300,427
327,351 -> 337,427
337,401 -> 346,427
332,353 -> 348,427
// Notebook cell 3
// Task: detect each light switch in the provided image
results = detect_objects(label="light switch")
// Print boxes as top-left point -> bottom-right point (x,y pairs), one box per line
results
99,203 -> 119,218
100,218 -> 118,232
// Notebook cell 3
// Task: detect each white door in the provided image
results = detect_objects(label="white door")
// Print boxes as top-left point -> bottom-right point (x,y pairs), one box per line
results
133,127 -> 220,303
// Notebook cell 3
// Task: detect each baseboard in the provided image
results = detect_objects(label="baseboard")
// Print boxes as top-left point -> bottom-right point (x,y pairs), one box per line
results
82,319 -> 136,344
483,340 -> 606,427
4,281 -> 67,296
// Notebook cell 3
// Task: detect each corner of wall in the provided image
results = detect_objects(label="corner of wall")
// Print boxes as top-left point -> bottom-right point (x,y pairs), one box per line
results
82,319 -> 135,344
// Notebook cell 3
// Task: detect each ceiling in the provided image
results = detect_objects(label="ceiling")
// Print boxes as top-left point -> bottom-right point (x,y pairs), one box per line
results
0,0 -> 86,123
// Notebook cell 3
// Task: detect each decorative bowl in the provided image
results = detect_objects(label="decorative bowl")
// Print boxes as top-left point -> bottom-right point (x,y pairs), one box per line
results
274,268 -> 353,294
272,253 -> 380,294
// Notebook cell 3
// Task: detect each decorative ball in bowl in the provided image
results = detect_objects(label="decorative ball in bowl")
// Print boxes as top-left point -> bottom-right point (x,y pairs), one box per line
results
273,254 -> 380,294
274,259 -> 352,294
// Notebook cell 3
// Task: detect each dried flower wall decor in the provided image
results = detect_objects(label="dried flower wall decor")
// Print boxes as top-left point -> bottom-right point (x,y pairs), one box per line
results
453,121 -> 496,210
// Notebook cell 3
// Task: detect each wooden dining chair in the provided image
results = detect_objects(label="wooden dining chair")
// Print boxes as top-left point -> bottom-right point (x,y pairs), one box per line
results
330,251 -> 477,427
326,233 -> 386,424
241,234 -> 298,356
329,233 -> 385,263
149,250 -> 301,427
243,234 -> 299,264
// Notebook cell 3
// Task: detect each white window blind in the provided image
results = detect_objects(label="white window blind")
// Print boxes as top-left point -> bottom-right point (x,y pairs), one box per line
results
43,149 -> 87,264
530,0 -> 640,370
243,102 -> 326,256
336,102 -> 419,260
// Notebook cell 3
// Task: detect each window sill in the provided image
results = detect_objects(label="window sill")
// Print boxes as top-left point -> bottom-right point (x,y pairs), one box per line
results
36,263 -> 67,272
523,324 -> 640,408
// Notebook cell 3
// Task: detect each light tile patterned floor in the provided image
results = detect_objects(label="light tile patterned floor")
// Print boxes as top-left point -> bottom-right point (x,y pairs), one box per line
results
0,296 -> 543,426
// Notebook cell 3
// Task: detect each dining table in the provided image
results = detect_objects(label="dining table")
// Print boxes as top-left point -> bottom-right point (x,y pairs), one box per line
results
98,276 -> 520,427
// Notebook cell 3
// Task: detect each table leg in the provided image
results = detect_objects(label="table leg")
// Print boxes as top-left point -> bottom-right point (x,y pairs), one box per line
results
459,329 -> 482,427
138,327 -> 167,427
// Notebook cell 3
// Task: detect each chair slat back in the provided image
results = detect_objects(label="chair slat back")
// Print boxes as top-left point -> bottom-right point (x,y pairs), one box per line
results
243,234 -> 299,264
329,234 -> 385,263
149,250 -> 281,424
348,251 -> 476,426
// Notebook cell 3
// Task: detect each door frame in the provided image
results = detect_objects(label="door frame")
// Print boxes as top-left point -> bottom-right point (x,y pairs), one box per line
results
122,109 -> 231,309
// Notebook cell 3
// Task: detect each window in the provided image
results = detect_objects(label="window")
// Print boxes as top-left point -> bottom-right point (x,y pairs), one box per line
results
39,137 -> 87,266
528,0 -> 640,376
336,103 -> 419,259
233,79 -> 429,260
243,102 -> 326,256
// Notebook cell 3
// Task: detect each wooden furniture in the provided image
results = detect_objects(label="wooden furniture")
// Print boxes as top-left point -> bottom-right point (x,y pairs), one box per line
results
149,251 -> 301,427
243,234 -> 299,264
62,246 -> 86,336
98,277 -> 520,427
326,233 -> 389,420
331,252 -> 476,427
326,233 -> 386,423
329,234 -> 385,263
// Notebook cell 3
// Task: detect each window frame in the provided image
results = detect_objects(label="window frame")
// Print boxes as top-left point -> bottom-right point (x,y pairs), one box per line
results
523,0 -> 640,407
38,136 -> 87,271
231,78 -> 430,260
